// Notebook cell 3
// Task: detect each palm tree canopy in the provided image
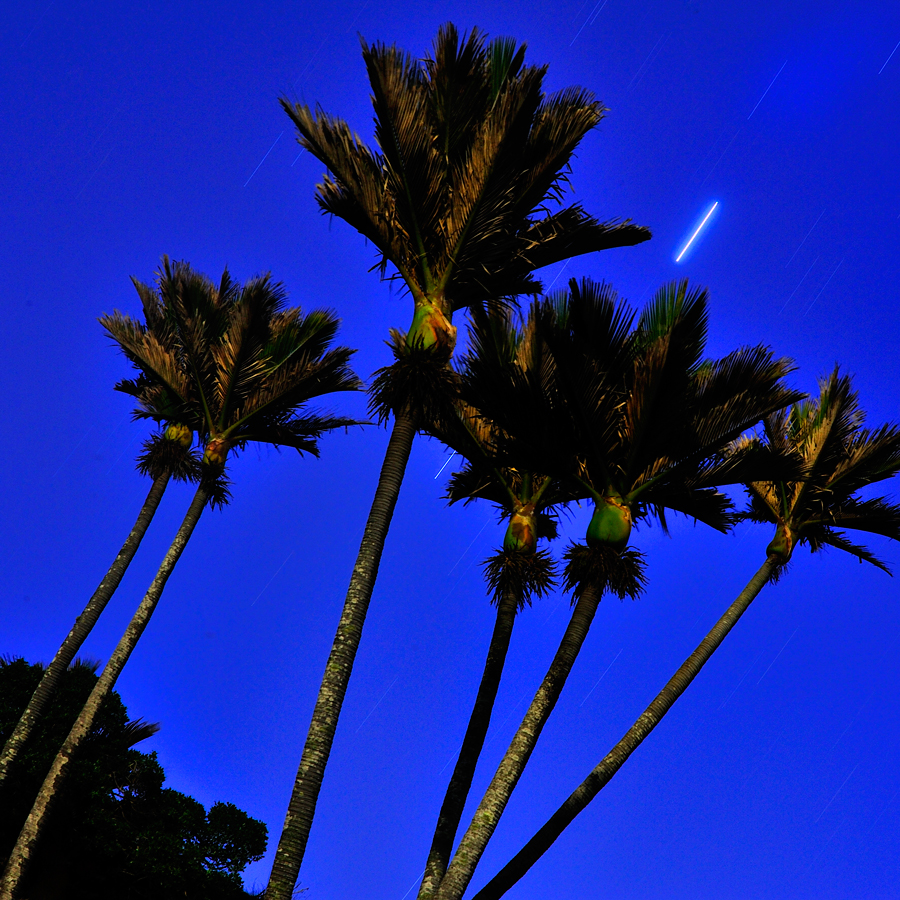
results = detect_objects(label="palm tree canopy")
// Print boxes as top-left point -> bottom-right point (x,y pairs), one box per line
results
281,24 -> 650,348
738,368 -> 900,570
99,258 -> 362,474
423,301 -> 588,552
462,278 -> 803,544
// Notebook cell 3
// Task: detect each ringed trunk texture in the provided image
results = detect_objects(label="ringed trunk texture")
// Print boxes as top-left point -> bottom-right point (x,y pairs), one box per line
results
434,584 -> 603,900
0,472 -> 170,788
265,411 -> 417,900
0,484 -> 208,900
472,556 -> 778,900
417,585 -> 520,900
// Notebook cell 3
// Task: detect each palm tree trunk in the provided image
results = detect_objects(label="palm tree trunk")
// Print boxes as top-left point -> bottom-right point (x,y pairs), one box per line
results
435,583 -> 602,900
0,472 -> 170,788
265,411 -> 417,900
0,484 -> 208,900
418,583 -> 520,900
472,556 -> 777,900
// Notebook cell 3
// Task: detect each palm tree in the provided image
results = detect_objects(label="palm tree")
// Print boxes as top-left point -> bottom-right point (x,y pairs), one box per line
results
268,23 -> 651,896
415,305 -> 573,899
469,368 -> 900,900
0,259 -> 360,899
0,285 -> 199,790
433,279 -> 802,900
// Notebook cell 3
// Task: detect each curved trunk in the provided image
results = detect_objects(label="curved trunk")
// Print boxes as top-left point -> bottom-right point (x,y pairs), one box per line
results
418,584 -> 520,900
265,411 -> 417,900
0,472 -> 170,788
434,583 -> 603,900
472,556 -> 778,900
0,484 -> 208,900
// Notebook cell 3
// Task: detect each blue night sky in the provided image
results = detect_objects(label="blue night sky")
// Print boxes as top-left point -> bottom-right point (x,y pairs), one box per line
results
2,1 -> 899,897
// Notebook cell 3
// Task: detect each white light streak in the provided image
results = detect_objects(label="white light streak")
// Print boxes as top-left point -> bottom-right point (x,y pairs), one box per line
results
879,39 -> 900,74
244,131 -> 284,187
400,872 -> 427,900
580,648 -> 623,706
756,626 -> 798,684
675,202 -> 718,262
779,255 -> 820,314
804,258 -> 844,315
545,259 -> 570,292
785,208 -> 826,267
250,551 -> 295,607
355,675 -> 398,733
434,450 -> 456,479
698,128 -> 742,189
814,762 -> 860,823
570,0 -> 608,46
748,60 -> 787,119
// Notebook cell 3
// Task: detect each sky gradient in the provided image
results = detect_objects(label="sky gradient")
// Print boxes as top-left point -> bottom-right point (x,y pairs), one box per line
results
2,1 -> 899,897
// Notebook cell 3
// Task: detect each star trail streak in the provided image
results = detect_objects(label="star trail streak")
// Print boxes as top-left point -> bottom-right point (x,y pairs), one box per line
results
676,202 -> 718,261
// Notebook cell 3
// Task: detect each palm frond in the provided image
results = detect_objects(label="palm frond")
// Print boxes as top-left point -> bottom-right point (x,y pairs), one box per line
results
426,25 -> 492,172
362,37 -> 444,289
623,281 -> 710,477
100,312 -> 192,406
734,367 -> 900,569
562,543 -> 647,602
738,481 -> 783,525
636,485 -> 733,533
803,527 -> 893,574
233,346 -> 359,431
279,100 -> 400,273
238,414 -> 361,458
533,280 -> 635,483
690,347 -> 801,448
369,334 -> 459,425
819,497 -> 900,541
482,548 -> 557,608
119,718 -> 161,748
793,368 -> 861,489
689,439 -> 806,491
282,25 -> 651,325
136,431 -> 201,482
210,275 -> 287,421
106,259 -> 361,498
515,206 -> 651,273
512,85 -> 603,215
827,423 -> 900,498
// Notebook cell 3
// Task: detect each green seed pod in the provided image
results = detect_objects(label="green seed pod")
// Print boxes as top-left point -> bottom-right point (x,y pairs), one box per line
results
163,422 -> 192,448
586,496 -> 632,551
202,437 -> 230,468
766,522 -> 794,562
406,302 -> 457,352
503,511 -> 537,555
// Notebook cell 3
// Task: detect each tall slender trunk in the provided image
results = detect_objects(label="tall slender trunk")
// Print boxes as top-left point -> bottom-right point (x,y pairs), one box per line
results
472,556 -> 777,900
0,472 -> 170,788
265,411 -> 417,900
418,585 -> 520,900
0,484 -> 208,900
435,584 -> 602,900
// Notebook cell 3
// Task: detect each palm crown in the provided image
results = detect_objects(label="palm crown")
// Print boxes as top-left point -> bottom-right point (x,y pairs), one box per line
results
281,24 -> 650,353
427,303 -> 577,558
464,279 -> 803,549
739,368 -> 900,569
100,258 -> 361,498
